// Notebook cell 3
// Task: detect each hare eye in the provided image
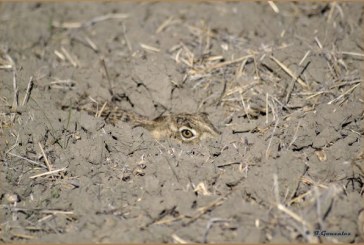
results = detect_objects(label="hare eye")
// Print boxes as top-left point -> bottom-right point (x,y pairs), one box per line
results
181,129 -> 194,139
179,126 -> 198,141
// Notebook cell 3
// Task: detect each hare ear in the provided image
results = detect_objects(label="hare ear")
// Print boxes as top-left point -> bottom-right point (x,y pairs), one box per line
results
198,112 -> 209,118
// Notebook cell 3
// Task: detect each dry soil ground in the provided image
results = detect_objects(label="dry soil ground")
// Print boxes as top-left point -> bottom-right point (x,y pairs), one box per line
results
1,2 -> 364,243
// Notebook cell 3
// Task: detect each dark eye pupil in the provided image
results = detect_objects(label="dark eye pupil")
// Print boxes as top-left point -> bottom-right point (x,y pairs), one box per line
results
181,129 -> 193,138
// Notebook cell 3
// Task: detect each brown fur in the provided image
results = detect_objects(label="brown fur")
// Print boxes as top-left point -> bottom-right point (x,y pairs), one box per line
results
81,101 -> 220,143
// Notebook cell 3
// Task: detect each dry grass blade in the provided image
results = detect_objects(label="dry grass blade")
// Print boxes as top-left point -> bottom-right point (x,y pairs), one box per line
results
38,142 -> 52,171
268,1 -> 279,13
0,53 -> 14,70
12,69 -> 18,110
39,210 -> 74,215
301,176 -> 328,189
122,23 -> 132,52
194,182 -> 211,196
305,91 -> 329,100
84,35 -> 98,52
183,195 -> 228,226
171,234 -> 190,244
207,55 -> 253,71
61,47 -> 78,67
100,58 -> 113,96
277,204 -> 313,230
5,133 -> 19,155
156,16 -> 175,34
96,101 -> 107,118
7,152 -> 47,169
54,50 -> 65,61
50,79 -> 75,89
270,56 -> 308,88
52,21 -> 82,29
154,215 -> 185,225
340,51 -> 364,58
287,121 -> 301,149
329,79 -> 361,89
265,118 -> 279,159
85,13 -> 129,27
52,13 -> 129,29
29,167 -> 67,179
0,64 -> 13,70
286,61 -> 310,104
314,36 -> 323,49
140,43 -> 160,53
10,233 -> 36,240
327,83 -> 360,104
203,218 -> 232,243
288,190 -> 312,205
299,51 -> 311,66
21,76 -> 34,106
